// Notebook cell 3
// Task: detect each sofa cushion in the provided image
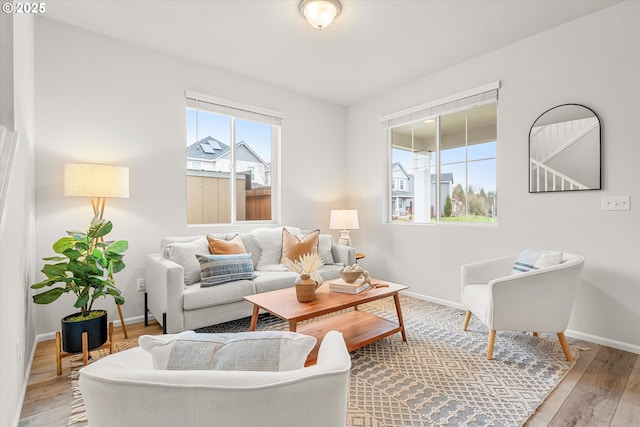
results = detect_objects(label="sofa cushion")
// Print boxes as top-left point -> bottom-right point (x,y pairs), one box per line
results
207,234 -> 246,254
163,236 -> 210,285
139,331 -> 316,372
183,279 -> 256,310
281,229 -> 319,263
251,226 -> 300,271
252,271 -> 299,294
197,254 -> 257,287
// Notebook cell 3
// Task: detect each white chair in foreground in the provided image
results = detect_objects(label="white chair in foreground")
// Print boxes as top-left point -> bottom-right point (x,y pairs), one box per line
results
461,251 -> 584,361
79,330 -> 351,427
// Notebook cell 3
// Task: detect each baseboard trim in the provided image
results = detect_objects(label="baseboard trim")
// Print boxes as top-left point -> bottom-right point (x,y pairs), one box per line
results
35,314 -> 149,343
402,290 -> 466,311
12,338 -> 38,427
565,328 -> 640,355
401,290 -> 639,355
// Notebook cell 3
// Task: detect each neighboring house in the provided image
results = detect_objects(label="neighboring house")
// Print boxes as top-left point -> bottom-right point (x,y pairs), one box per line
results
391,162 -> 413,217
186,136 -> 270,187
391,162 -> 453,218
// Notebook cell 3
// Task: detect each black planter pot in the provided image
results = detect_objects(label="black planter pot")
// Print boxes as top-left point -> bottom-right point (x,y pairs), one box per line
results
61,310 -> 108,353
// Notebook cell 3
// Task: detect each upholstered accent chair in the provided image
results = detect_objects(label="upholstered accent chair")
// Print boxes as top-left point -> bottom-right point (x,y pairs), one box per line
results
460,251 -> 584,361
79,331 -> 351,427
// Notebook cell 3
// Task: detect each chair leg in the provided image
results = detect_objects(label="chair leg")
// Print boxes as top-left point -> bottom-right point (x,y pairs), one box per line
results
487,330 -> 496,360
557,332 -> 573,362
462,310 -> 472,331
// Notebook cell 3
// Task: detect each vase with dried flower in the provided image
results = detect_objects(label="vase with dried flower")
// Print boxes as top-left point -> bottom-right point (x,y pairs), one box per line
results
282,252 -> 325,302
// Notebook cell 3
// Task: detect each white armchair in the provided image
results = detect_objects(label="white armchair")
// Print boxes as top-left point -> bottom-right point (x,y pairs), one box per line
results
460,251 -> 584,361
79,331 -> 351,427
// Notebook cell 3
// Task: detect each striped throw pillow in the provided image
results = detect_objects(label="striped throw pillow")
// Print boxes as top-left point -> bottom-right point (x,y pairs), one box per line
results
510,249 -> 542,275
196,253 -> 257,287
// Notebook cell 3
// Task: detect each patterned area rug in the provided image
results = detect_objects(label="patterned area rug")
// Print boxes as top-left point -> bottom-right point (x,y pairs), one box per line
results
68,296 -> 578,427
198,296 -> 578,427
68,340 -> 136,426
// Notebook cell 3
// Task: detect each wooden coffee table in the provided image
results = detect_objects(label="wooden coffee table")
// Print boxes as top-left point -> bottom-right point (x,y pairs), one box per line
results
244,280 -> 408,365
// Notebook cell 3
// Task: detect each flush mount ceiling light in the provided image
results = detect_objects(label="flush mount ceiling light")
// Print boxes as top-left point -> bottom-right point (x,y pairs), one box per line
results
299,0 -> 341,30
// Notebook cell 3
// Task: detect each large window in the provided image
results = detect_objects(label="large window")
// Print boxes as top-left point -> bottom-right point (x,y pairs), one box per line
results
186,92 -> 282,225
383,84 -> 498,224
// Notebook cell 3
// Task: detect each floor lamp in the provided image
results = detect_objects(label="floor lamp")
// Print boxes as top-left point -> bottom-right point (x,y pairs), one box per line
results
64,163 -> 130,338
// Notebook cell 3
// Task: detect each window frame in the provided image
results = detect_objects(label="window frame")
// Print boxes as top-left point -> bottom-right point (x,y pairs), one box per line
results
382,83 -> 500,226
185,91 -> 283,226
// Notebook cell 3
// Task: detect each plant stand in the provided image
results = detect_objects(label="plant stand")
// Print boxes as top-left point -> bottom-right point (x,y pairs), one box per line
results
55,321 -> 114,376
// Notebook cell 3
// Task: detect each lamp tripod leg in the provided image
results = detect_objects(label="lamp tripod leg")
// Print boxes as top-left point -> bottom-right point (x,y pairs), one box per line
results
116,303 -> 128,338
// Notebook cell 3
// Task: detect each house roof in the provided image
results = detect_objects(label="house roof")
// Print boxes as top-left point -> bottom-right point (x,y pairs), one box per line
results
186,136 -> 229,161
186,136 -> 268,166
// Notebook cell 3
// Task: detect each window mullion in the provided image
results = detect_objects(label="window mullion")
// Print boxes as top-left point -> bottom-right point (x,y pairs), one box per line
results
435,116 -> 441,223
230,117 -> 237,223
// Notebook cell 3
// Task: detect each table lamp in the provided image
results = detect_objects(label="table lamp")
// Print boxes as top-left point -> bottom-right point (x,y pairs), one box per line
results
64,163 -> 130,337
329,209 -> 359,246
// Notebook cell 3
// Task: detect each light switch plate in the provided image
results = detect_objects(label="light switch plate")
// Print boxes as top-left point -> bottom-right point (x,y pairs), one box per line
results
601,195 -> 630,211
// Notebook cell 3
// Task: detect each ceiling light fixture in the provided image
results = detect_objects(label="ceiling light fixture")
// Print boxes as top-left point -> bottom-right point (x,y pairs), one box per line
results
299,0 -> 341,30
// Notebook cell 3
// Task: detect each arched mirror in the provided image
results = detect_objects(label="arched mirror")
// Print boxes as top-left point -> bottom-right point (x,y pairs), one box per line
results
529,104 -> 601,193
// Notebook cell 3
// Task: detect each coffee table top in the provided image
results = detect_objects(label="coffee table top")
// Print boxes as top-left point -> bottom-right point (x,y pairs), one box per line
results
243,280 -> 408,322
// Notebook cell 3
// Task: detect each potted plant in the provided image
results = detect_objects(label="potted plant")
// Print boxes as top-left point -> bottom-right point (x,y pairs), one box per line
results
31,214 -> 128,353
282,252 -> 324,302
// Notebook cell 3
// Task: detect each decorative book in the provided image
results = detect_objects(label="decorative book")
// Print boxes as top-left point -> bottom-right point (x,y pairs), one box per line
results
329,278 -> 370,294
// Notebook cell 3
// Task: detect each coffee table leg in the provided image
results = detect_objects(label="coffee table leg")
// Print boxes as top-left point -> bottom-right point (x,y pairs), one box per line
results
393,293 -> 407,342
289,320 -> 297,332
249,305 -> 260,331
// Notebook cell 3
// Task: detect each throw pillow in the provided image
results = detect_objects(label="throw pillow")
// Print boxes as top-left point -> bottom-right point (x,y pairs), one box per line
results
317,234 -> 335,265
281,229 -> 320,264
534,251 -> 564,269
207,234 -> 246,254
140,331 -> 316,372
251,226 -> 301,271
196,253 -> 257,287
138,331 -> 191,369
163,236 -> 210,285
510,249 -> 542,275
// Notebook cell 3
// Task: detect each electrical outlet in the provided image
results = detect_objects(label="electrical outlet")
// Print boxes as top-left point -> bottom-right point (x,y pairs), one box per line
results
601,195 -> 630,211
136,278 -> 146,292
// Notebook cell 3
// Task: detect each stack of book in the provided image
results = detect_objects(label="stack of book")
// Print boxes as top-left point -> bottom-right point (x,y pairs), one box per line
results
328,278 -> 370,294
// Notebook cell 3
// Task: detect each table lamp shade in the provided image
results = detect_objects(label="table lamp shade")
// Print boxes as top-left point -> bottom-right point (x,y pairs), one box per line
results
329,209 -> 359,230
64,163 -> 129,198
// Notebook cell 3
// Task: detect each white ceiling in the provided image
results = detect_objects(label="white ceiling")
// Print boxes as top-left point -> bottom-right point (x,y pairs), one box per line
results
43,0 -> 620,106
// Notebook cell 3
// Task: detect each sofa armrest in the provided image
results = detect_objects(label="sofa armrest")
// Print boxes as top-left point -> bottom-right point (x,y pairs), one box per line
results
460,253 -> 517,289
331,244 -> 355,266
144,254 -> 186,333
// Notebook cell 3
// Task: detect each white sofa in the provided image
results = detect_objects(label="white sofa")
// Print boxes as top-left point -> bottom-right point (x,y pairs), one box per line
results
145,227 -> 355,333
79,330 -> 352,427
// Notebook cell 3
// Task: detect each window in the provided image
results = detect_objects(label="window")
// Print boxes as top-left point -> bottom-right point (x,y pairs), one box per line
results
382,83 -> 499,224
186,91 -> 282,224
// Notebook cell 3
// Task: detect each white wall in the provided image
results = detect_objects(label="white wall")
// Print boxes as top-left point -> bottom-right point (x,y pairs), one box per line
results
0,13 -> 35,427
347,1 -> 640,352
33,17 -> 348,335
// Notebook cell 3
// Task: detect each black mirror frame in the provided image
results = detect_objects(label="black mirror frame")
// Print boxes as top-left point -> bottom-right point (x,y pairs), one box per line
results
528,103 -> 602,193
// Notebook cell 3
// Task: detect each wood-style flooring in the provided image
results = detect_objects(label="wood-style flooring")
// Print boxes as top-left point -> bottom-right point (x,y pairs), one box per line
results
18,321 -> 639,426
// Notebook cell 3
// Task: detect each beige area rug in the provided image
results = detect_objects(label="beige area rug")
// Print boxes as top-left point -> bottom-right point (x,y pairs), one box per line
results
68,340 -> 136,426
69,296 -> 578,426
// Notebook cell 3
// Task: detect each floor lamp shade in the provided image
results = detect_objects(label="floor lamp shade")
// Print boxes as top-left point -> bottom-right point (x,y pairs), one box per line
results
64,163 -> 129,198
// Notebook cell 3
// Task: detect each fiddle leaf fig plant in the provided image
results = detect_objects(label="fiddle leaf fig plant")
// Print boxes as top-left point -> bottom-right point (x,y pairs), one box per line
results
31,214 -> 128,319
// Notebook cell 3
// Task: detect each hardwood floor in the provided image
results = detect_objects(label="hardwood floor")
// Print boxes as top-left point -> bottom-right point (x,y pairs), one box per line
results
19,321 -> 639,426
